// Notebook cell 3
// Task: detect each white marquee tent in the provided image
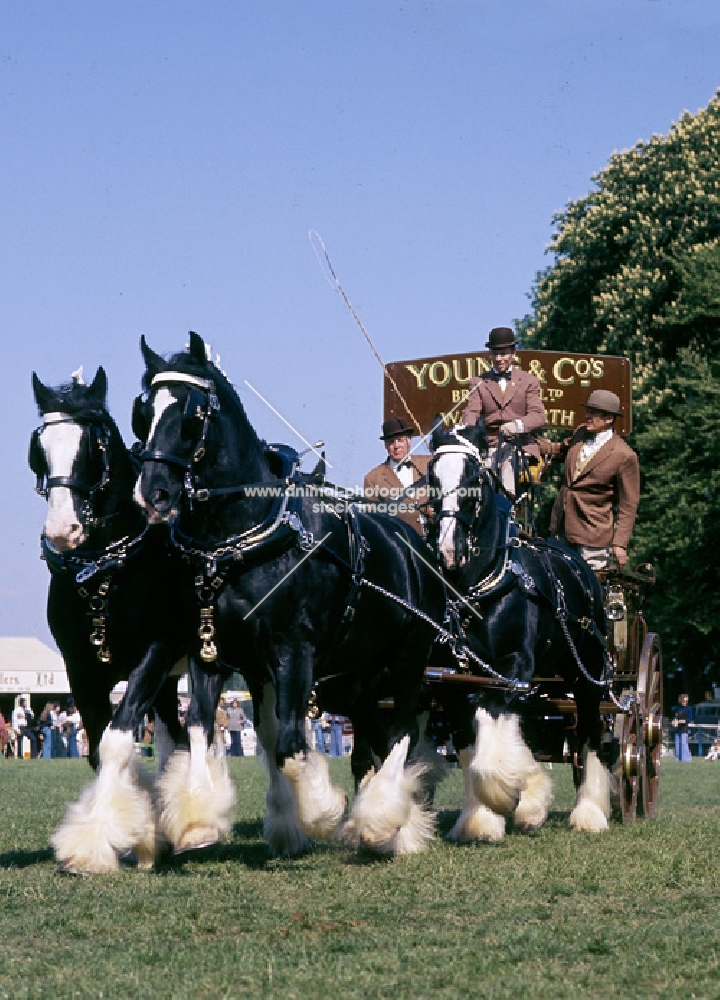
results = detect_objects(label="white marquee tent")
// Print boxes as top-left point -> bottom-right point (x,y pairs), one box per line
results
0,637 -> 70,700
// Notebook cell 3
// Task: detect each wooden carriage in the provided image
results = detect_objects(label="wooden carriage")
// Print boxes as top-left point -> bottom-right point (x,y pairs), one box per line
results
383,347 -> 663,822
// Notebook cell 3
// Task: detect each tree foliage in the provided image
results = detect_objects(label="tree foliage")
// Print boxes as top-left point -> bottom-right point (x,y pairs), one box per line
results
519,91 -> 720,693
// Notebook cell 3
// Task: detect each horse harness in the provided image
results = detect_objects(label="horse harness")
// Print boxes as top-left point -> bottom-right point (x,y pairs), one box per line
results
42,527 -> 150,665
432,435 -> 612,692
34,411 -> 148,665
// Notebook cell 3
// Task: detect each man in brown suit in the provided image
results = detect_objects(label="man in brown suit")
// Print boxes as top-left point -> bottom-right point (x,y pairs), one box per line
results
549,389 -> 640,570
461,326 -> 546,495
363,416 -> 429,537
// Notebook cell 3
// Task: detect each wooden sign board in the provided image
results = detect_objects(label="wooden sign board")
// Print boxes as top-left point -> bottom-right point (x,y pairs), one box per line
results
383,349 -> 632,438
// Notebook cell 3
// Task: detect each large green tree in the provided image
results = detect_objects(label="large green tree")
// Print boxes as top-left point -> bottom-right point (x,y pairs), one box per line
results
519,91 -> 720,696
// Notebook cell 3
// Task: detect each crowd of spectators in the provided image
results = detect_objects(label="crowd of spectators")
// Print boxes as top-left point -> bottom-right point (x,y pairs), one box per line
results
1,697 -> 86,759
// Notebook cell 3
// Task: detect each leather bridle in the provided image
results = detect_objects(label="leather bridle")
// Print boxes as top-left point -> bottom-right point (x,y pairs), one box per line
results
30,413 -> 113,527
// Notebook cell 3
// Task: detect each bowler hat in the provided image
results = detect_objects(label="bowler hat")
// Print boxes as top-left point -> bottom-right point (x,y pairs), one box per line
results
380,416 -> 415,440
486,327 -> 517,350
582,389 -> 622,416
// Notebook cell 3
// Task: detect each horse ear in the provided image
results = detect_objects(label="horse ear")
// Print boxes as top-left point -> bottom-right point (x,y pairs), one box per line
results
87,367 -> 108,407
188,331 -> 208,364
32,372 -> 55,413
140,335 -> 165,376
430,414 -> 446,451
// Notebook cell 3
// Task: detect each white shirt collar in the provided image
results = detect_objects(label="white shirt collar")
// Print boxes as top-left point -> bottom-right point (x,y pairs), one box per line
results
580,427 -> 614,463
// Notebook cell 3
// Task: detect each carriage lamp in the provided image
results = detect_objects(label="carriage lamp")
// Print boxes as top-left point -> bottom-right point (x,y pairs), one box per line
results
605,584 -> 627,654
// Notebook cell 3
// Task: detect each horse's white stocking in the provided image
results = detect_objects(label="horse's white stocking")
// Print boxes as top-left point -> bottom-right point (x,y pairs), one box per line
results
447,747 -> 506,843
51,728 -> 156,874
469,709 -> 539,817
343,735 -> 435,856
156,725 -> 235,853
513,763 -> 553,831
282,750 -> 347,840
569,749 -> 611,832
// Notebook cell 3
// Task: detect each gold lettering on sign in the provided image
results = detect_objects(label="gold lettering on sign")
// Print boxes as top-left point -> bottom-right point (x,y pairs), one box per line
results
547,409 -> 576,427
452,358 -> 474,384
442,410 -> 463,427
553,358 -> 576,385
406,363 -> 430,390
540,387 -> 564,402
476,357 -> 492,374
428,362 -> 452,387
528,359 -> 547,382
552,356 -> 606,387
452,389 -> 470,403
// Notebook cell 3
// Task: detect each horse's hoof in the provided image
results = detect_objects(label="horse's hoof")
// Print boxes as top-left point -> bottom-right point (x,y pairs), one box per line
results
173,825 -> 219,854
57,861 -> 91,876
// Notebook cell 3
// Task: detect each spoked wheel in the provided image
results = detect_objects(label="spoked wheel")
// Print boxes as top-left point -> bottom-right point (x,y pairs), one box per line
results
637,632 -> 663,818
619,701 -> 644,822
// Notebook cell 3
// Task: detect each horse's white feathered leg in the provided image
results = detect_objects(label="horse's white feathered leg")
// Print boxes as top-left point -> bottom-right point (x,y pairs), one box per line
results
282,750 -> 347,840
156,725 -> 235,854
343,735 -> 435,856
447,747 -> 506,843
52,728 -> 156,874
569,749 -> 611,832
469,709 -> 539,816
513,762 -> 553,831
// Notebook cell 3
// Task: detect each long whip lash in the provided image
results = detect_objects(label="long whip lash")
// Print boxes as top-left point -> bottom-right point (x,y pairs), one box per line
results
309,230 -> 429,448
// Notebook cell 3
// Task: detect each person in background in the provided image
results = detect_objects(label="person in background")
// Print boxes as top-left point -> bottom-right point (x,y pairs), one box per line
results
329,715 -> 344,757
38,701 -> 55,759
311,712 -> 327,754
215,696 -> 229,754
0,709 -> 8,758
671,694 -> 693,762
547,389 -> 640,571
364,417 -> 430,537
64,698 -> 82,758
460,326 -> 546,496
226,698 -> 247,757
12,697 -> 37,758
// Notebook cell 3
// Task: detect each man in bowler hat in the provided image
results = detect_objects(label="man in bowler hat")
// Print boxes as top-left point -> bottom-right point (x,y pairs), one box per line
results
363,416 -> 429,536
460,326 -> 546,495
548,389 -> 640,570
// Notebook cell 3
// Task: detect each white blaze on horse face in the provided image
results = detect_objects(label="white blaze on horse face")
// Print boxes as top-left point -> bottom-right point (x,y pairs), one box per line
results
434,451 -> 464,570
133,387 -> 176,515
41,415 -> 86,550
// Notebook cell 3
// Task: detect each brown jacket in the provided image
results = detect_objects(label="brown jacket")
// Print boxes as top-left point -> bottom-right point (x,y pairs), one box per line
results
549,430 -> 640,549
460,369 -> 546,460
363,455 -> 430,536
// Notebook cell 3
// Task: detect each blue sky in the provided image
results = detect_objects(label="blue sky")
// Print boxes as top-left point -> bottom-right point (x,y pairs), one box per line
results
2,0 -> 719,645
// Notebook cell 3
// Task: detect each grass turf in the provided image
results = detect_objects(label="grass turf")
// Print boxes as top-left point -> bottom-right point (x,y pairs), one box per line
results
0,755 -> 718,999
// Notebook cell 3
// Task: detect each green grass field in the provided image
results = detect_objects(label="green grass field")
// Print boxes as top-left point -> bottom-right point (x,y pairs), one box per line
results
1,755 -> 718,1000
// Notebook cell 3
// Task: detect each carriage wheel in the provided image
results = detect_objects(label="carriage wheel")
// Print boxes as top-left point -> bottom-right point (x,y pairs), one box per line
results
637,632 -> 663,819
619,702 -> 643,823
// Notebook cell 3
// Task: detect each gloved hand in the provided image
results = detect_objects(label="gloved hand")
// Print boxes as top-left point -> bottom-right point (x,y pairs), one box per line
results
500,421 -> 519,436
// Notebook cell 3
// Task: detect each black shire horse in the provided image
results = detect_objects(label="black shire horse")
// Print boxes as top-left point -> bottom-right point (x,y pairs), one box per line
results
31,368 -> 234,873
133,332 -> 446,856
429,422 -> 611,840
